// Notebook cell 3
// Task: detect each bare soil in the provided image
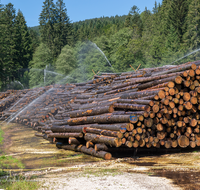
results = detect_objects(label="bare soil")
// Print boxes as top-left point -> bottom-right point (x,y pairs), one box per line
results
1,123 -> 200,189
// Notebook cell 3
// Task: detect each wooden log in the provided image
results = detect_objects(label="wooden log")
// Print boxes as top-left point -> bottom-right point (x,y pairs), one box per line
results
78,146 -> 112,160
86,141 -> 94,148
69,105 -> 114,118
171,140 -> 178,148
117,99 -> 153,105
177,135 -> 190,148
104,84 -> 139,95
94,143 -> 109,151
82,123 -> 129,133
84,133 -> 121,147
68,137 -> 85,145
51,125 -> 86,133
121,89 -> 161,99
48,132 -> 83,138
67,115 -> 130,125
151,61 -> 200,76
113,103 -> 149,111
82,127 -> 123,138
138,76 -> 177,90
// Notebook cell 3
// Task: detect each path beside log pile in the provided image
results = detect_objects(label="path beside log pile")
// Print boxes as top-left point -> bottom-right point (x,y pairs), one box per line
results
1,123 -> 200,189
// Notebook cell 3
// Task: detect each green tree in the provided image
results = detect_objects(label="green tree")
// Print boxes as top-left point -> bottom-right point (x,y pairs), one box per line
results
125,5 -> 143,36
184,0 -> 200,50
0,3 -> 18,89
29,43 -> 53,88
0,3 -> 4,88
15,10 -> 32,80
168,0 -> 189,44
55,45 -> 76,75
39,0 -> 56,60
29,29 -> 40,53
54,0 -> 73,57
109,28 -> 133,71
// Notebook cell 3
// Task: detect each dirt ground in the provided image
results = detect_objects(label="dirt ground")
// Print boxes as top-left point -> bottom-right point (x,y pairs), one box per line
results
1,123 -> 200,189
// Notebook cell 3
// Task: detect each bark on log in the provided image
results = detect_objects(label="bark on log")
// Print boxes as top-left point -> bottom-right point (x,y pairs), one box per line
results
82,123 -> 129,133
78,146 -> 112,160
69,105 -> 114,118
67,115 -> 130,125
84,133 -> 121,147
48,132 -> 83,138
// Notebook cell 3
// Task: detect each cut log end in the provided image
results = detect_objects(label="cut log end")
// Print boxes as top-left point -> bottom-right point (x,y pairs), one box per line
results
178,135 -> 189,148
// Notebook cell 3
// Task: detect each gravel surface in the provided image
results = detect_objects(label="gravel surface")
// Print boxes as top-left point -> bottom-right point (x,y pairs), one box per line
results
39,172 -> 181,190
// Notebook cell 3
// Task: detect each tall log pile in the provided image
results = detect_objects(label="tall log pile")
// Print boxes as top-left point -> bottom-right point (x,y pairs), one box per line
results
1,61 -> 200,159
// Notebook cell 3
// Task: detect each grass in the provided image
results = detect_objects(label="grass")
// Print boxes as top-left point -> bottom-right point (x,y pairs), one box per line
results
0,155 -> 25,169
0,175 -> 41,190
0,128 -> 3,145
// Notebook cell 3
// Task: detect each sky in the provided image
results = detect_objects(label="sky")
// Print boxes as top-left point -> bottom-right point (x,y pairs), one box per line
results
1,0 -> 163,27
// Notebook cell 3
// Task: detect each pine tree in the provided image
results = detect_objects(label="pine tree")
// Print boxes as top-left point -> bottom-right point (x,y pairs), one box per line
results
125,6 -> 143,36
184,0 -> 200,50
39,0 -> 56,60
0,3 -> 4,89
168,0 -> 189,44
29,29 -> 40,53
54,0 -> 73,57
0,3 -> 18,89
15,10 -> 32,79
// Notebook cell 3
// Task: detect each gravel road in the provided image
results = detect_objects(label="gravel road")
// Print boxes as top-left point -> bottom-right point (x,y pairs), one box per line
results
39,172 -> 181,190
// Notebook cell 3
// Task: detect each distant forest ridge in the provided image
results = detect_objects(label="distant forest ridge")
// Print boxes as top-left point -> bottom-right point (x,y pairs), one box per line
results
29,15 -> 127,35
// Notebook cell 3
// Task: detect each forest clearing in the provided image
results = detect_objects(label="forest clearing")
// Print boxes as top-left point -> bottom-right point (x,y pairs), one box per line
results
1,0 -> 200,189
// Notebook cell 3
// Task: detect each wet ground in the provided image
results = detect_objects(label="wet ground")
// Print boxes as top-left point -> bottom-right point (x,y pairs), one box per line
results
0,123 -> 101,171
1,123 -> 200,189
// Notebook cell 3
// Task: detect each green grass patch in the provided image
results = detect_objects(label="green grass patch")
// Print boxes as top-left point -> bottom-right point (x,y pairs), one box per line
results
0,128 -> 3,144
0,155 -> 25,169
0,173 -> 41,190
0,179 -> 40,190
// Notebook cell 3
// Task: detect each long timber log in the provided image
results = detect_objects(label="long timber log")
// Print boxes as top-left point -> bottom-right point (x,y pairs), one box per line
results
84,133 -> 122,147
67,115 -> 130,125
48,132 -> 83,138
69,105 -> 114,118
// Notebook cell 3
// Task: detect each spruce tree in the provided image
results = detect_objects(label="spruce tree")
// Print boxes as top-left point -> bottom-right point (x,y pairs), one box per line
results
29,29 -> 40,53
168,0 -> 189,44
184,0 -> 200,50
125,6 -> 143,36
0,3 -> 18,88
39,0 -> 56,60
54,0 -> 73,57
0,3 -> 4,89
15,10 -> 32,79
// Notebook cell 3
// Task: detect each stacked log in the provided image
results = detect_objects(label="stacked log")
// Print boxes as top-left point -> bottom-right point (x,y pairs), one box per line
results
1,61 -> 200,159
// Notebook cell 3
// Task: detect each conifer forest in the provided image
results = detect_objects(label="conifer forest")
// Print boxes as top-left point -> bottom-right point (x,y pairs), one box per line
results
1,0 -> 200,90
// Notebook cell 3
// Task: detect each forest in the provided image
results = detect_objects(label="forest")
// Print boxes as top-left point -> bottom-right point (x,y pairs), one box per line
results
0,0 -> 200,91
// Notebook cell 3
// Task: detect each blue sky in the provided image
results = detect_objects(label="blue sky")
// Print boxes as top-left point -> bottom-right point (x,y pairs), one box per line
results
1,0 -> 163,27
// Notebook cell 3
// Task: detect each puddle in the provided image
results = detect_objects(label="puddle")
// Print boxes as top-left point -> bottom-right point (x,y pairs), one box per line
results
152,170 -> 200,190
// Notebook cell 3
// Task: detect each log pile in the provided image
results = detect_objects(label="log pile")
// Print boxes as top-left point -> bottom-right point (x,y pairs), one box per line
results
1,61 -> 200,159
